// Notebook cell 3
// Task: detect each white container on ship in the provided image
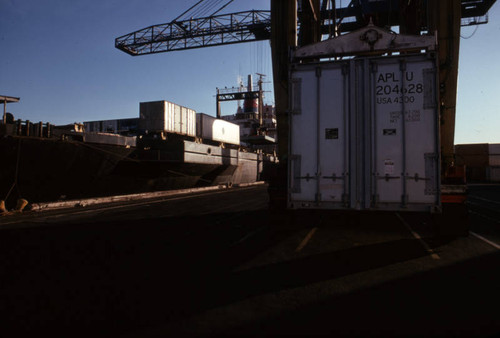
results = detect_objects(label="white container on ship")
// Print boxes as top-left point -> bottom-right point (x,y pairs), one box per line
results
488,144 -> 500,166
196,113 -> 240,145
139,100 -> 196,137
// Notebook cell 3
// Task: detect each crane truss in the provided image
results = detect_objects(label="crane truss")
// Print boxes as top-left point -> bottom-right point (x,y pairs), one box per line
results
320,0 -> 496,31
115,10 -> 270,56
115,0 -> 495,56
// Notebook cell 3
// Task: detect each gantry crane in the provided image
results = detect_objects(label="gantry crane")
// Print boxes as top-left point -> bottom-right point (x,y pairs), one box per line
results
268,0 -> 495,209
115,0 -> 496,211
116,1 -> 494,56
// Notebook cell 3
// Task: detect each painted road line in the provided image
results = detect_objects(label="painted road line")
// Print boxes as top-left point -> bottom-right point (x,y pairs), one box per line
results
468,195 -> 500,205
470,231 -> 500,250
396,213 -> 440,260
295,227 -> 318,253
231,226 -> 266,247
468,209 -> 500,225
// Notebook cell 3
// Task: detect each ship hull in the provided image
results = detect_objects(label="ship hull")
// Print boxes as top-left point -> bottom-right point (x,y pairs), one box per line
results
0,136 -> 276,205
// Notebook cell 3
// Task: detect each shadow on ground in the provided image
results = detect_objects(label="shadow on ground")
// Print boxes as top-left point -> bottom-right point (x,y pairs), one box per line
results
228,250 -> 500,337
1,210 -> 497,337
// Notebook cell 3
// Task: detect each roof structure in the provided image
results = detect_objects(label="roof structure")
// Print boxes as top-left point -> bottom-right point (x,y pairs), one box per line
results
0,96 -> 20,103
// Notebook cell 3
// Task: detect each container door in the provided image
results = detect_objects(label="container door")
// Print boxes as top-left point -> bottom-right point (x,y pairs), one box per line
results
289,67 -> 318,206
318,66 -> 348,206
289,64 -> 348,208
174,104 -> 181,134
371,58 -> 439,209
165,101 -> 173,132
289,54 -> 439,212
187,109 -> 196,137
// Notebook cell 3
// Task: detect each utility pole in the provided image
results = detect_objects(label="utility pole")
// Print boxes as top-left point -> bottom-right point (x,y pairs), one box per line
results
216,88 -> 221,119
257,73 -> 265,128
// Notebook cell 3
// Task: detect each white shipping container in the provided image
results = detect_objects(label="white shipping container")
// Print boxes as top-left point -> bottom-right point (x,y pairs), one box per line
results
84,121 -> 99,132
489,155 -> 500,166
488,144 -> 500,154
196,113 -> 240,145
289,53 -> 440,212
83,118 -> 139,133
84,120 -> 118,133
83,133 -> 136,147
139,101 -> 196,137
487,166 -> 500,182
488,144 -> 500,166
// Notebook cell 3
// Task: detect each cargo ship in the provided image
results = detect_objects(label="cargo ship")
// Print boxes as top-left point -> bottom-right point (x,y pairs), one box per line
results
0,95 -> 277,208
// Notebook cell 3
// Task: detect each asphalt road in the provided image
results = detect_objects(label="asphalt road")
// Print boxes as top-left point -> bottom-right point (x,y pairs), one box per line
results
1,184 -> 499,337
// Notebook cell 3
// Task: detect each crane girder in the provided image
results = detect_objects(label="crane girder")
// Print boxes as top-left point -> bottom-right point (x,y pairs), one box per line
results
115,10 -> 271,56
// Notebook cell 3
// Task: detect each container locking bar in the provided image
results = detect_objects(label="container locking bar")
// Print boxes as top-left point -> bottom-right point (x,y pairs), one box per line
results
405,173 -> 431,182
322,173 -> 346,182
376,174 -> 401,182
295,173 -> 318,182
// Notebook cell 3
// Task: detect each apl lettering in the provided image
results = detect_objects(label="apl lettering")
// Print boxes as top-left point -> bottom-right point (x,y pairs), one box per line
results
377,71 -> 415,83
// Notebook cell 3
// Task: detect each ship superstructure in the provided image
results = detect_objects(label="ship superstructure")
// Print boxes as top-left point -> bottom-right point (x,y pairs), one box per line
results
219,74 -> 277,155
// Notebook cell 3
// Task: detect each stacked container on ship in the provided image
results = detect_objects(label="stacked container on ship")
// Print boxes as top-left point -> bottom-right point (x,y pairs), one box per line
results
112,100 -> 270,190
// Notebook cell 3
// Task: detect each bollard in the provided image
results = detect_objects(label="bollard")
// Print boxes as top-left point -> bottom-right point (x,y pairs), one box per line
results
15,199 -> 28,213
25,120 -> 31,136
17,119 -> 22,135
45,122 -> 52,138
0,200 -> 6,214
33,123 -> 39,138
47,122 -> 52,138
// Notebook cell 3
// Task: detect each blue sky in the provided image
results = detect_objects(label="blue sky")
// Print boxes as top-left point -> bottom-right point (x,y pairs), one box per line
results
0,0 -> 498,144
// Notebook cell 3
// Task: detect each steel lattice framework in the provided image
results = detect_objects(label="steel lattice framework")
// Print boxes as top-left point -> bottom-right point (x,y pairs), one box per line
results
216,91 -> 260,101
115,0 -> 495,56
115,10 -> 271,56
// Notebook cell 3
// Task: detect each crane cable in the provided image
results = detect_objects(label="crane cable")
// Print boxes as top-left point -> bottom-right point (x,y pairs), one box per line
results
177,0 -> 212,20
211,0 -> 234,16
461,24 -> 479,39
190,1 -> 214,19
191,0 -> 231,19
172,0 -> 205,22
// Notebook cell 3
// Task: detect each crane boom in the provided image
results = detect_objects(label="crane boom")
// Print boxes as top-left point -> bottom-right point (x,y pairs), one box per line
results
115,10 -> 271,56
